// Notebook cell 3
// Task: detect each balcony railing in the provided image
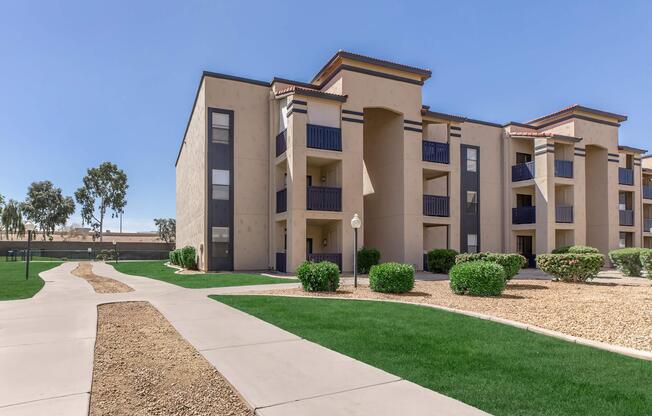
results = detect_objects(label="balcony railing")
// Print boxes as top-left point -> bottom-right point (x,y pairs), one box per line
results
422,141 -> 450,164
275,252 -> 286,273
307,124 -> 341,151
512,162 -> 535,182
423,195 -> 450,217
306,186 -> 342,211
556,205 -> 574,223
512,206 -> 536,224
644,218 -> 652,232
619,209 -> 634,226
275,129 -> 287,157
307,253 -> 342,271
276,188 -> 287,213
554,160 -> 573,178
644,185 -> 652,200
619,168 -> 634,186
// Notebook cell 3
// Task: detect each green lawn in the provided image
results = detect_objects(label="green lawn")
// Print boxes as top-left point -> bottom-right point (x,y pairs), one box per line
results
0,261 -> 62,300
212,295 -> 652,416
111,261 -> 298,288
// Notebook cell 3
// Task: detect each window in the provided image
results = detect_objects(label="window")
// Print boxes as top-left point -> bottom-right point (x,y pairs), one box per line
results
467,234 -> 478,253
212,227 -> 230,243
466,148 -> 477,172
212,169 -> 230,200
516,152 -> 532,164
620,232 -> 632,248
466,191 -> 478,213
211,112 -> 230,144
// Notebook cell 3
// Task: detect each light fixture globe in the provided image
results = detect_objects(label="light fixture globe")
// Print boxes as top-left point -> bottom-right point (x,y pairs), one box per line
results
24,221 -> 35,232
351,213 -> 361,229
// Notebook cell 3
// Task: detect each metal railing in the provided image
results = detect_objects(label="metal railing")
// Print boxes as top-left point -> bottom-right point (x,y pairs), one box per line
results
3,249 -> 170,262
512,206 -> 536,224
556,205 -> 574,223
423,195 -> 450,217
307,124 -> 342,151
619,168 -> 634,186
554,160 -> 573,178
422,141 -> 449,164
644,219 -> 652,233
512,162 -> 535,182
644,185 -> 652,200
307,253 -> 342,271
306,186 -> 342,211
275,129 -> 287,157
276,189 -> 287,213
275,252 -> 286,273
619,209 -> 634,226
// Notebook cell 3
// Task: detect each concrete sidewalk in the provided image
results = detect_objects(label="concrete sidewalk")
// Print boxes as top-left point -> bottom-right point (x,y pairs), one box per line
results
0,262 -> 488,416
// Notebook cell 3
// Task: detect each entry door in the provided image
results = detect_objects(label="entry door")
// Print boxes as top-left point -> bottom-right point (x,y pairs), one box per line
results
517,236 -> 535,268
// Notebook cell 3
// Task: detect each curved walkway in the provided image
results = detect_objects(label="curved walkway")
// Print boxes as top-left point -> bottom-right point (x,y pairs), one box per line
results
0,262 -> 487,416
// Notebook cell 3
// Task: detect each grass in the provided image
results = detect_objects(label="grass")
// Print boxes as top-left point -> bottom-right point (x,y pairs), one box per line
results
111,260 -> 298,288
212,295 -> 652,416
0,261 -> 62,300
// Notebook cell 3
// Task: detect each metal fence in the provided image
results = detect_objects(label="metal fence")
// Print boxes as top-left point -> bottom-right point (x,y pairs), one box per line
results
3,248 -> 170,262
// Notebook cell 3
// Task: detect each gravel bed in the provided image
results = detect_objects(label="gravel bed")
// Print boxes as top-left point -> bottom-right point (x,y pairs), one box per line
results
90,301 -> 252,416
263,280 -> 652,352
71,262 -> 133,293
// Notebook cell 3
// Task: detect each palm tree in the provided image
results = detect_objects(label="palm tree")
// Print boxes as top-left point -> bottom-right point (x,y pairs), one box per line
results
2,200 -> 23,240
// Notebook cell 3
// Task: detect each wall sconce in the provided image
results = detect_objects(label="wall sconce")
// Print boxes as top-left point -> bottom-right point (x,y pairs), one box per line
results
322,238 -> 328,247
321,176 -> 326,183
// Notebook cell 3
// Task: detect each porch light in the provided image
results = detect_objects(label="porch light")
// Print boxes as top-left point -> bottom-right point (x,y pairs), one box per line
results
351,214 -> 361,288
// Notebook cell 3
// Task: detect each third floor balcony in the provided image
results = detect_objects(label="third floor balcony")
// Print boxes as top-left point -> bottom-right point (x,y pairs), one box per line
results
306,186 -> 342,212
512,206 -> 536,224
619,209 -> 634,226
307,124 -> 341,151
555,205 -> 574,223
423,195 -> 450,217
275,129 -> 287,157
619,167 -> 634,186
422,141 -> 449,164
554,160 -> 573,178
512,161 -> 535,182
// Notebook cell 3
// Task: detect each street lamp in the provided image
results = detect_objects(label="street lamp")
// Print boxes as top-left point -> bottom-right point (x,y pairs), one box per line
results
113,240 -> 118,264
24,221 -> 35,279
350,213 -> 361,288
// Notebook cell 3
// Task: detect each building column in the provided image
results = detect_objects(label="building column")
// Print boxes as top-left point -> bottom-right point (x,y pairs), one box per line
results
286,110 -> 307,272
534,139 -> 556,254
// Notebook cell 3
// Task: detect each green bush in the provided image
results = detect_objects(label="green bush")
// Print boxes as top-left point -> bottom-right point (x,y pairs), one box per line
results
369,262 -> 414,293
449,261 -> 506,296
609,248 -> 644,277
169,249 -> 181,266
169,250 -> 176,264
640,249 -> 652,278
296,261 -> 340,292
455,252 -> 526,281
568,245 -> 600,254
551,246 -> 571,254
536,253 -> 604,282
427,249 -> 458,273
180,246 -> 197,270
357,247 -> 380,274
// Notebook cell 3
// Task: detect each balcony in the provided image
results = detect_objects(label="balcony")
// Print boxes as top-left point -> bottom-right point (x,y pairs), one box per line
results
619,168 -> 634,186
556,205 -> 574,223
512,162 -> 535,182
645,218 -> 652,232
619,209 -> 634,226
306,186 -> 342,211
307,253 -> 342,271
554,160 -> 573,178
512,206 -> 536,224
423,195 -> 450,217
422,141 -> 450,164
275,129 -> 287,157
275,252 -> 286,273
644,185 -> 652,200
307,124 -> 341,151
276,188 -> 287,213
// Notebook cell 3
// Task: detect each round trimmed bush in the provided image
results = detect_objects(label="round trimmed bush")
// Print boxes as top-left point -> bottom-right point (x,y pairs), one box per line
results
455,252 -> 526,281
357,247 -> 380,274
552,246 -> 571,254
568,245 -> 600,254
296,261 -> 340,292
427,249 -> 458,273
536,253 -> 604,283
449,261 -> 506,296
609,248 -> 644,277
180,245 -> 197,270
640,249 -> 652,278
369,262 -> 414,293
168,250 -> 176,264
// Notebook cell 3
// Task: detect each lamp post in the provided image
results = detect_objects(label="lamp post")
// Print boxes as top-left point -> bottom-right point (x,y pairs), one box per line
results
350,213 -> 361,288
113,240 -> 118,264
24,221 -> 35,279
87,247 -> 92,261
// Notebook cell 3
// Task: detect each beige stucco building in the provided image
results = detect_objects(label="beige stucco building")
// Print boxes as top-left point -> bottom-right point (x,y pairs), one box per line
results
175,51 -> 651,272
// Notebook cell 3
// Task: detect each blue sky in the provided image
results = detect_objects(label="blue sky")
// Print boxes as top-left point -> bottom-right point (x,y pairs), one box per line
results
1,0 -> 650,231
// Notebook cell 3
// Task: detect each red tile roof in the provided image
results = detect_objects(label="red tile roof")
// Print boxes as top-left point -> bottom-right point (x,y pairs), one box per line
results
528,104 -> 627,124
275,86 -> 347,102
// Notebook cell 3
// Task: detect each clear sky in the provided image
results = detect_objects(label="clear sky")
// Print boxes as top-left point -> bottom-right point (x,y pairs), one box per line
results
1,0 -> 650,231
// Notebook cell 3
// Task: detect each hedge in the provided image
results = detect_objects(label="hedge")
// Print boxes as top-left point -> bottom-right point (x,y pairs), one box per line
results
640,249 -> 652,278
455,252 -> 526,281
567,245 -> 600,254
449,261 -> 506,296
536,253 -> 604,283
609,248 -> 644,277
369,262 -> 414,293
169,249 -> 181,266
357,247 -> 380,274
296,261 -> 340,292
180,245 -> 197,270
427,249 -> 458,273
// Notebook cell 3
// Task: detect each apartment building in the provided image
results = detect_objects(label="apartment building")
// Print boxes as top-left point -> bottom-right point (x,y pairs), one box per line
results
175,51 -> 650,272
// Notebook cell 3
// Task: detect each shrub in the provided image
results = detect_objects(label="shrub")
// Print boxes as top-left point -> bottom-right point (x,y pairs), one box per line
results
169,250 -> 176,264
536,253 -> 604,283
369,262 -> 414,293
568,245 -> 600,254
609,248 -> 644,277
180,246 -> 197,270
296,261 -> 340,292
449,261 -> 506,296
427,249 -> 458,273
455,252 -> 526,281
552,246 -> 571,254
169,249 -> 181,266
640,249 -> 652,278
357,247 -> 380,274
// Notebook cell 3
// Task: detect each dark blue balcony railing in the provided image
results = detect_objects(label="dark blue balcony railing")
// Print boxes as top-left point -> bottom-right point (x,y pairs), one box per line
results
307,124 -> 342,151
423,195 -> 450,217
512,162 -> 535,182
644,185 -> 652,200
276,188 -> 287,213
512,206 -> 536,224
275,129 -> 287,157
275,252 -> 286,273
645,218 -> 652,232
555,160 -> 574,178
556,205 -> 574,223
619,168 -> 634,186
307,253 -> 342,271
620,209 -> 634,226
306,186 -> 342,211
422,141 -> 450,164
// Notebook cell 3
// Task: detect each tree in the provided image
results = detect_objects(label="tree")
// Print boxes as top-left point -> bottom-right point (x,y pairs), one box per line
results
75,162 -> 128,242
21,181 -> 75,240
2,199 -> 24,240
154,218 -> 176,243
0,194 -> 4,239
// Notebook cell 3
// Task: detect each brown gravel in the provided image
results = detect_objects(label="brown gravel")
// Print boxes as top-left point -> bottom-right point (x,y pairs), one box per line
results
71,262 -> 133,293
264,280 -> 652,352
90,301 -> 252,416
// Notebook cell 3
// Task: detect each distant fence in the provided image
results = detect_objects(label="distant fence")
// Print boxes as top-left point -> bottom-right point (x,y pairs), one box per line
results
0,241 -> 175,261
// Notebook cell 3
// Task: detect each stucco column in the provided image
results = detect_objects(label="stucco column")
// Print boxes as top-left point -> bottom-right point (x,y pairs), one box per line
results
534,139 -> 555,254
403,127 -> 424,268
286,112 -> 307,272
341,119 -> 364,273
573,146 -> 587,245
607,153 -> 620,251
448,130 -> 461,252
